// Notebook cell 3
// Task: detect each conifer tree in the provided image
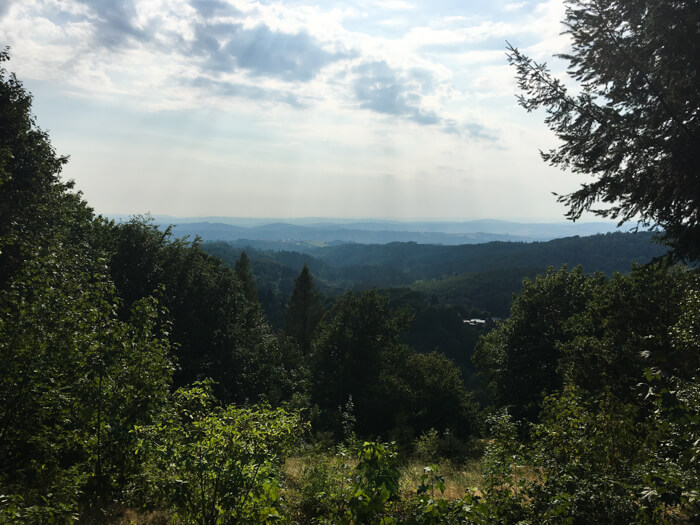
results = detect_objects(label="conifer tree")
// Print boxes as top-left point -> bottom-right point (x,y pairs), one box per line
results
284,264 -> 324,354
234,251 -> 258,303
508,0 -> 700,260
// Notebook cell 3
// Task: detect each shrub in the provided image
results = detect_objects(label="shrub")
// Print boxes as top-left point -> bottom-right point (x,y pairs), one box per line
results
135,382 -> 304,525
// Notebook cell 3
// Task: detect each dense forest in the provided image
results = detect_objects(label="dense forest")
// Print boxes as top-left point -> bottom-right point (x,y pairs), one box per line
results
202,231 -> 666,321
203,233 -> 667,401
1,0 -> 699,523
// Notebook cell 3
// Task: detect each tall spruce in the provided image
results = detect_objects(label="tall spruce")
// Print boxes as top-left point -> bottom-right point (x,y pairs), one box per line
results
234,251 -> 258,303
284,264 -> 324,354
507,0 -> 700,261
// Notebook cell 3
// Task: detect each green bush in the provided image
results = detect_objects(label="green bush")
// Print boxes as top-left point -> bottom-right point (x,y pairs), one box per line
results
295,452 -> 353,523
136,382 -> 304,525
414,428 -> 478,465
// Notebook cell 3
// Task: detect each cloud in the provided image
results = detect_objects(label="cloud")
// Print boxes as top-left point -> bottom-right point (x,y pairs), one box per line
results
0,0 -> 15,18
377,1 -> 416,10
352,60 -> 440,125
189,76 -> 304,107
3,0 -> 503,139
190,0 -> 240,18
443,120 -> 497,141
504,2 -> 528,11
67,1 -> 351,82
191,22 -> 352,81
350,59 -> 495,140
75,0 -> 147,48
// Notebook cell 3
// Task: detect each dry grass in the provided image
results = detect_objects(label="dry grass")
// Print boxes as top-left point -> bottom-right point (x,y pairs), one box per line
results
108,508 -> 173,525
399,459 -> 484,500
284,455 -> 308,487
284,453 -> 485,500
113,454 -> 486,523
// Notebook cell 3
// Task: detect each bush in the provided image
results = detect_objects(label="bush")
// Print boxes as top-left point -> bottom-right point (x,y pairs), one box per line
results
414,428 -> 476,464
136,382 -> 305,524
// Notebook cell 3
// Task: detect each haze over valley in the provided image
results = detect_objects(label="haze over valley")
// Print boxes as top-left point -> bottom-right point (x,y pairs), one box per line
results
134,216 -> 630,245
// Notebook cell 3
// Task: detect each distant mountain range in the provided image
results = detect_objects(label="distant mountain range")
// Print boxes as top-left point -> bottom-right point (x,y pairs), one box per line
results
107,216 -> 637,245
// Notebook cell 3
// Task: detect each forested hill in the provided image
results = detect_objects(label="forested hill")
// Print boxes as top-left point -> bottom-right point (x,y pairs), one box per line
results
160,218 -> 624,245
205,231 -> 666,286
311,231 -> 665,277
203,231 -> 667,326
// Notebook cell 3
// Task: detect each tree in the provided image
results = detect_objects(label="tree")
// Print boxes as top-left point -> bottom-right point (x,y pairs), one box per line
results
284,264 -> 324,355
0,239 -> 174,521
0,51 -> 174,520
312,290 -> 408,437
311,290 -> 477,443
507,0 -> 700,260
559,263 -> 693,399
0,47 -> 94,289
107,218 -> 287,404
235,251 -> 259,303
473,266 -> 602,422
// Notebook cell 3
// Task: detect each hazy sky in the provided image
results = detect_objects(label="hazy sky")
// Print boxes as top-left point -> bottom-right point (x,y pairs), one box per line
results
0,0 -> 598,220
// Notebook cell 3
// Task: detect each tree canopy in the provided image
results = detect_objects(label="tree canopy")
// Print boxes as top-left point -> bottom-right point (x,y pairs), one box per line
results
284,264 -> 324,355
507,0 -> 700,261
234,251 -> 259,303
0,51 -> 174,519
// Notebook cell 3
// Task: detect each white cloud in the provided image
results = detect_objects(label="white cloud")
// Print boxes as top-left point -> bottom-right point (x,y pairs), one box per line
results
0,0 -> 586,219
0,0 -> 568,132
504,2 -> 528,11
376,1 -> 416,10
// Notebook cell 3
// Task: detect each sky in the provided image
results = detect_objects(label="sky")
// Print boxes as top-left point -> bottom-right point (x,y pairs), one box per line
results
0,0 -> 600,221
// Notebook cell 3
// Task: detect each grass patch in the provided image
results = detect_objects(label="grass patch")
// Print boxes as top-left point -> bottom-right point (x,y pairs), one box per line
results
399,459 -> 483,500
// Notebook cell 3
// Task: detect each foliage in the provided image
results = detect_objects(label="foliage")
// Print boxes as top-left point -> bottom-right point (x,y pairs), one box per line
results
378,350 -> 479,449
293,452 -> 354,523
347,441 -> 401,524
409,267 -> 542,318
507,0 -> 700,260
670,274 -> 700,372
292,441 -> 400,525
474,265 -> 601,422
108,217 -> 292,404
0,51 -> 173,521
639,287 -> 700,521
202,232 -> 665,328
311,232 -> 665,278
0,47 -> 94,290
473,263 -> 699,523
641,373 -> 700,522
413,429 -> 475,465
136,382 -> 304,525
527,387 -> 644,524
284,264 -> 324,355
235,250 -> 260,303
0,242 -> 173,521
312,290 -> 478,445
311,289 -> 411,437
559,263 -> 693,399
472,382 -> 699,524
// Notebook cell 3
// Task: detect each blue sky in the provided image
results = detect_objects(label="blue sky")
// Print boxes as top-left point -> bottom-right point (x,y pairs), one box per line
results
0,0 -> 596,220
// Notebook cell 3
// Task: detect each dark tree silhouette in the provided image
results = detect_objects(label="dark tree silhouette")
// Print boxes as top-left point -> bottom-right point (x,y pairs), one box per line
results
284,264 -> 324,355
234,251 -> 259,303
508,0 -> 700,261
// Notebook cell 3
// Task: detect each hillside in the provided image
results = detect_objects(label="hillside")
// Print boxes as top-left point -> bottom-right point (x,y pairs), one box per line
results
158,218 -> 626,245
203,231 -> 667,323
